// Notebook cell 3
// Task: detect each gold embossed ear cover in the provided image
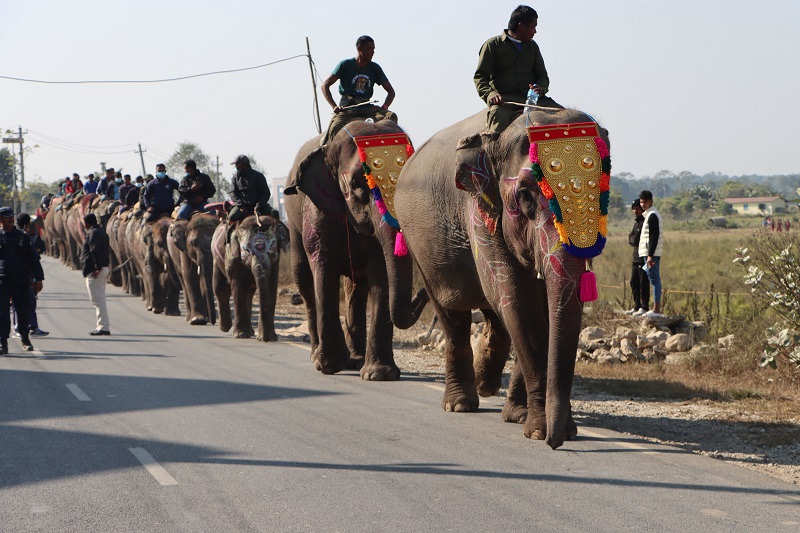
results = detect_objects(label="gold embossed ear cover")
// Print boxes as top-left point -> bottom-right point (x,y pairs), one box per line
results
528,122 -> 610,258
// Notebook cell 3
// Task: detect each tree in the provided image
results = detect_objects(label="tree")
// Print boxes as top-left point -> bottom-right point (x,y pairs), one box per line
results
0,148 -> 13,189
166,141 -> 231,201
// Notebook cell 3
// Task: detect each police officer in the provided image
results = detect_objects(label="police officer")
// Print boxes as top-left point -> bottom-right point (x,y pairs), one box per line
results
0,207 -> 44,354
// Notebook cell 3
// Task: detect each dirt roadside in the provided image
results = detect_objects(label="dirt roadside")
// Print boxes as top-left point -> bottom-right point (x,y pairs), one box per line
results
273,290 -> 800,486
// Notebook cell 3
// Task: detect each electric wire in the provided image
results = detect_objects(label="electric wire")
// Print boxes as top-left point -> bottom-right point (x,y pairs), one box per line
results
26,128 -> 136,150
0,54 -> 308,84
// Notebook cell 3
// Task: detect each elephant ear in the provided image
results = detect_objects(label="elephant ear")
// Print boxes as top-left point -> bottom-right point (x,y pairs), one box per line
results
275,221 -> 290,252
284,146 -> 346,221
454,134 -> 502,235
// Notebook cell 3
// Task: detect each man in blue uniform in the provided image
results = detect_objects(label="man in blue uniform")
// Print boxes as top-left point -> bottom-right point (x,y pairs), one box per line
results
142,163 -> 180,222
0,207 -> 44,354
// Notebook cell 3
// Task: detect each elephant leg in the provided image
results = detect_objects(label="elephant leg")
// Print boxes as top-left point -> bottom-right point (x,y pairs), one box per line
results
312,256 -> 349,375
232,276 -> 255,338
474,308 -> 511,397
502,360 -> 528,423
184,260 -> 208,325
436,305 -> 479,412
291,244 -> 320,361
164,275 -> 182,316
255,260 -> 279,342
213,265 -> 232,332
343,276 -> 367,370
360,256 -> 399,381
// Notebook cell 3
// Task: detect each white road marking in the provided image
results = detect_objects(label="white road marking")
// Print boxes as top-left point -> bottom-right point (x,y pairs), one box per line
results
65,383 -> 91,402
128,447 -> 179,486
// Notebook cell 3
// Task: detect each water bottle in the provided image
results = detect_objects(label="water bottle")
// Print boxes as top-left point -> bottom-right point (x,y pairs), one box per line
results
526,85 -> 539,106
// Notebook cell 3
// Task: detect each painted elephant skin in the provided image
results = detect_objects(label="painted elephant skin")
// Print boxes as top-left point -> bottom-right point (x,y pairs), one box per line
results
168,214 -> 219,325
394,109 -> 609,449
284,120 -> 428,380
211,215 -> 288,341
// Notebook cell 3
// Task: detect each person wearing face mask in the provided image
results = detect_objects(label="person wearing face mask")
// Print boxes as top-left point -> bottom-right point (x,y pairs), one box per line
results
113,172 -> 124,201
142,164 -> 180,223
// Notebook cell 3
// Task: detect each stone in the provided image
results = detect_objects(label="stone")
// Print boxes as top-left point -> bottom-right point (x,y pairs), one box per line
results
665,352 -> 693,365
637,335 -> 657,349
718,334 -> 735,349
620,338 -> 642,359
611,338 -> 621,348
580,327 -> 606,344
665,333 -> 694,353
643,314 -> 686,329
576,349 -> 592,362
674,321 -> 708,342
586,338 -> 612,352
290,293 -> 304,305
647,331 -> 670,345
653,346 -> 669,360
690,343 -> 715,357
596,351 -> 619,365
615,327 -> 638,341
471,310 -> 485,323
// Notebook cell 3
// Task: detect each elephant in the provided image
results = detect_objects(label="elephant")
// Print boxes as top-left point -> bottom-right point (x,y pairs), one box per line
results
136,215 -> 181,315
211,214 -> 288,341
393,108 -> 611,449
284,119 -> 429,380
167,214 -> 219,325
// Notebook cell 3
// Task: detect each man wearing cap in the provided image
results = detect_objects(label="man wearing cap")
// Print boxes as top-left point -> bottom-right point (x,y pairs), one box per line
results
12,213 -> 48,338
142,163 -> 180,223
228,155 -> 271,223
0,206 -> 44,354
80,213 -> 111,335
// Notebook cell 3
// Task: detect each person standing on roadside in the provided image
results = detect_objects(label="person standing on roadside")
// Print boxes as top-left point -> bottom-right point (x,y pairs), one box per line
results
80,213 -> 111,336
0,207 -> 43,354
12,213 -> 48,338
638,190 -> 664,317
626,200 -> 649,316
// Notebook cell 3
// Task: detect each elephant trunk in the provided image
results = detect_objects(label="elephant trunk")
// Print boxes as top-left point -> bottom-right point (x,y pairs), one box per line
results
384,246 -> 429,330
543,264 -> 584,450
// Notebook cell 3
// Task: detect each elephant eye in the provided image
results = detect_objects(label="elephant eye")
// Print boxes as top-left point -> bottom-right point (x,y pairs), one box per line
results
548,159 -> 563,173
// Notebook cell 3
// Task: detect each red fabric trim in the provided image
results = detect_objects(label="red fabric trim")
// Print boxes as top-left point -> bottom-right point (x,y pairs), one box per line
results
527,122 -> 599,143
354,133 -> 411,149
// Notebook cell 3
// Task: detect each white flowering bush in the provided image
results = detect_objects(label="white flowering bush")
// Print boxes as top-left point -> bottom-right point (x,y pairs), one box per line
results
734,230 -> 800,369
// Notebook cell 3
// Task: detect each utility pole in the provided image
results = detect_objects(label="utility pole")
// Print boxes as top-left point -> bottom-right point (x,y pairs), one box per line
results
306,37 -> 322,134
135,143 -> 147,178
18,127 -> 26,191
215,156 -> 221,201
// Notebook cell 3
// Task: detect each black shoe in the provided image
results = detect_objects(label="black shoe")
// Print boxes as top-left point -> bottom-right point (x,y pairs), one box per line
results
0,340 -> 7,356
21,338 -> 33,352
89,329 -> 111,336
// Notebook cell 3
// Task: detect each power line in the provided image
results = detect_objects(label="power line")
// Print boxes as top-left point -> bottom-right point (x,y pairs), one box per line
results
25,135 -> 134,155
0,54 -> 307,85
26,128 -> 136,150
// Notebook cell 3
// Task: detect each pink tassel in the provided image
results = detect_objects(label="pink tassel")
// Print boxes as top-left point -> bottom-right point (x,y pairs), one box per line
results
593,137 -> 609,159
579,271 -> 598,302
394,231 -> 408,256
529,142 -> 539,163
375,198 -> 389,216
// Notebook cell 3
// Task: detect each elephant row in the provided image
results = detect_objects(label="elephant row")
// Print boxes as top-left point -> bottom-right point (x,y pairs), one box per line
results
286,107 -> 611,449
41,196 -> 289,342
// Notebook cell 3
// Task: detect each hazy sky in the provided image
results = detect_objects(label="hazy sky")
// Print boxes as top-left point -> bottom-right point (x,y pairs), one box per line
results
2,0 -> 799,187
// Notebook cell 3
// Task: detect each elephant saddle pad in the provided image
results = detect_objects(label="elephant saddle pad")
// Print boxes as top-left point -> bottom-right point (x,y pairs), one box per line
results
353,133 -> 411,221
528,122 -> 610,258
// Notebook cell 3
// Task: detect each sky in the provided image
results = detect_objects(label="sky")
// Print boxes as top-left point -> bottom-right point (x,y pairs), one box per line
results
2,0 -> 799,188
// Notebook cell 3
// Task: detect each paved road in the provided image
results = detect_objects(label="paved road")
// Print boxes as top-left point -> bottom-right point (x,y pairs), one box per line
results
1,256 -> 799,532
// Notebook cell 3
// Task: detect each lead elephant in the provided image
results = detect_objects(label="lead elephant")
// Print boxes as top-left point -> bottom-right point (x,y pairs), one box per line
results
168,214 -> 219,325
394,108 -> 611,449
211,215 -> 288,341
284,119 -> 428,380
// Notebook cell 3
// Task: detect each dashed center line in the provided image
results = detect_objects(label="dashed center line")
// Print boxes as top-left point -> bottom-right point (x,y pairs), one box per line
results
128,447 -> 179,486
65,383 -> 91,402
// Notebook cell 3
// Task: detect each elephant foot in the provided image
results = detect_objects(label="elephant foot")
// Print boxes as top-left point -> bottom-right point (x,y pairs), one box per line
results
219,319 -> 232,333
189,316 -> 208,326
314,358 -> 346,375
442,386 -> 479,413
360,362 -> 400,381
346,355 -> 365,370
234,328 -> 255,339
257,329 -> 278,342
152,308 -> 163,314
476,380 -> 501,398
313,350 -> 348,375
523,414 -> 548,441
165,308 -> 181,317
501,400 -> 528,424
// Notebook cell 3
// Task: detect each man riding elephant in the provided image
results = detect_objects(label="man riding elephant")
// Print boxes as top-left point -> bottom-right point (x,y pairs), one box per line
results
228,155 -> 271,223
143,164 -> 179,223
319,35 -> 398,146
474,5 -> 562,137
177,159 -> 216,220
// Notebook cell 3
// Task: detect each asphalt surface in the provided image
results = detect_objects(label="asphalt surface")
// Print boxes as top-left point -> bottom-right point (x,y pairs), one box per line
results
1,255 -> 799,532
